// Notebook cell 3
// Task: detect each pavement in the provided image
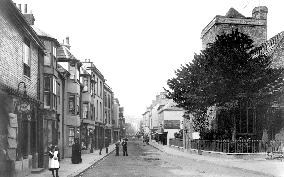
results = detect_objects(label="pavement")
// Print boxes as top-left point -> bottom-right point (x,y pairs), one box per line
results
26,144 -> 116,177
149,140 -> 284,177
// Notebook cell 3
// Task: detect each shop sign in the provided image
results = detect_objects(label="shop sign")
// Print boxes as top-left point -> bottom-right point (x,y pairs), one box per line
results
164,120 -> 180,129
9,113 -> 18,128
18,103 -> 30,113
192,132 -> 200,139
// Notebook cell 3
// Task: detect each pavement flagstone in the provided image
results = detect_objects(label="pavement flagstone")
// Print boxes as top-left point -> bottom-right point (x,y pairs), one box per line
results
25,144 -> 116,177
150,141 -> 284,177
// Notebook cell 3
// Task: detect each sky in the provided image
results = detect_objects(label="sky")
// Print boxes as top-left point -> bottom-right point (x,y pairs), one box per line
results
13,0 -> 283,121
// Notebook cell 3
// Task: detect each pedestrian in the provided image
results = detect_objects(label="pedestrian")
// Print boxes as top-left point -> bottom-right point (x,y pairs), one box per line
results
99,140 -> 103,155
122,138 -> 128,156
71,138 -> 82,164
105,137 -> 109,154
49,145 -> 60,177
115,141 -> 120,156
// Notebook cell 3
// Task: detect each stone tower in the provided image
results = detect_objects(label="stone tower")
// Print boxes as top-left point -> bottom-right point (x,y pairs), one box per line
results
201,6 -> 268,49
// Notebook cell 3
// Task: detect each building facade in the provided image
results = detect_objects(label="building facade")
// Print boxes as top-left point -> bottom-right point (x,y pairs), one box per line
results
112,98 -> 120,142
57,39 -> 82,157
201,6 -> 268,49
104,83 -> 113,144
0,0 -> 45,176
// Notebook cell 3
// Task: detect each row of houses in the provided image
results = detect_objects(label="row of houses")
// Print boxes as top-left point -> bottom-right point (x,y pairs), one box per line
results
141,92 -> 184,146
0,0 -> 126,176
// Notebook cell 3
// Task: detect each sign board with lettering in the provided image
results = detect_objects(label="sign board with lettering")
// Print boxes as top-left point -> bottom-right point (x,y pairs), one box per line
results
164,120 -> 180,129
192,132 -> 200,139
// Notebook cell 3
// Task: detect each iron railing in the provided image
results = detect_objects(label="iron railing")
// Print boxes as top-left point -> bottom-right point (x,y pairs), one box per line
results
190,140 -> 284,153
169,138 -> 183,147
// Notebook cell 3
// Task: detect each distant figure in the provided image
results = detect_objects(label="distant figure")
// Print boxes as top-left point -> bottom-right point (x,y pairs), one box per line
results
49,145 -> 60,177
122,139 -> 128,156
115,141 -> 120,156
99,140 -> 103,155
105,137 -> 109,154
71,139 -> 82,164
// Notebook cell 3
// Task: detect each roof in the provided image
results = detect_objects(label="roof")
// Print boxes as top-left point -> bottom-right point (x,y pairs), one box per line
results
32,26 -> 60,46
1,0 -> 45,51
57,44 -> 77,61
254,31 -> 284,57
225,8 -> 245,18
158,100 -> 183,113
57,64 -> 70,78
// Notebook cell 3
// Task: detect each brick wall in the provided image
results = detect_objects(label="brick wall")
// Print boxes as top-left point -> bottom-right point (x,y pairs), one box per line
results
0,7 -> 39,99
202,20 -> 267,49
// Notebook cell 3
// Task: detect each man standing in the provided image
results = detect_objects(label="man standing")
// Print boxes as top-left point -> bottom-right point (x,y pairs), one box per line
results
122,139 -> 128,156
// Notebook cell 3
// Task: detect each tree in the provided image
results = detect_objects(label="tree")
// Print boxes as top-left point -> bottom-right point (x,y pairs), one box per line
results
166,29 -> 284,137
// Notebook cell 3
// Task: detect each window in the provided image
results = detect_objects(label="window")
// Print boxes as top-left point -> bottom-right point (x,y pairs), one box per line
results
69,64 -> 76,80
69,94 -> 76,115
96,78 -> 98,95
44,53 -> 51,66
23,38 -> 31,77
53,77 -> 57,110
57,82 -> 60,105
90,104 -> 93,120
108,95 -> 111,108
96,100 -> 98,120
100,81 -> 102,97
100,102 -> 102,121
90,82 -> 94,96
44,76 -> 51,108
77,95 -> 80,115
44,75 -> 58,110
68,127 -> 75,146
52,46 -> 57,57
82,103 -> 88,119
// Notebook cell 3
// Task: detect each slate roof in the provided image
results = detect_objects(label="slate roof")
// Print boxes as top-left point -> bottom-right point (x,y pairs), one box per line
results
225,8 -> 246,18
57,44 -> 77,60
255,31 -> 284,57
32,26 -> 60,46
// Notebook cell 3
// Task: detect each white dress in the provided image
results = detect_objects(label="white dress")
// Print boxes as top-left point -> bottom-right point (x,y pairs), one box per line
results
49,151 -> 60,169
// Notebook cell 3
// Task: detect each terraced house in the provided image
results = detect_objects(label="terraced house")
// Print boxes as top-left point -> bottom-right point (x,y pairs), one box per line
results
0,0 -> 45,176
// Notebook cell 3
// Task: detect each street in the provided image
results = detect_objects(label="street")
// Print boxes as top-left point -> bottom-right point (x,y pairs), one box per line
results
78,141 -> 271,177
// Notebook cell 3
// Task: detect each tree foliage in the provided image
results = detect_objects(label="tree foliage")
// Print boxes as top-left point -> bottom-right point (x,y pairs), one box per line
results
166,29 -> 284,132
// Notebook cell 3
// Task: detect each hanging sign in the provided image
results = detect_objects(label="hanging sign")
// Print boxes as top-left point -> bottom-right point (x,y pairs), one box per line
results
9,113 -> 18,128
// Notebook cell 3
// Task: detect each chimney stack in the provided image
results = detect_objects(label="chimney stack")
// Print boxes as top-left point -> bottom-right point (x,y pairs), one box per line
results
16,3 -> 35,25
24,4 -> 27,13
64,37 -> 71,49
66,37 -> 70,45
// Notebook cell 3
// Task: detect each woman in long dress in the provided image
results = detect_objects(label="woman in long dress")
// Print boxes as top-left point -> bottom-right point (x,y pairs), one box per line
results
49,145 -> 60,177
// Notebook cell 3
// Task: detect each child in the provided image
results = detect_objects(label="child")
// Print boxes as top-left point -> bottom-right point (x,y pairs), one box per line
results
49,145 -> 60,177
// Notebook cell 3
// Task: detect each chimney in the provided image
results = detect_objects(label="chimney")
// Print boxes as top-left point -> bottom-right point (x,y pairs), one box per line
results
18,4 -> 22,12
64,36 -> 71,49
252,6 -> 268,20
24,4 -> 27,13
66,37 -> 70,45
16,4 -> 35,25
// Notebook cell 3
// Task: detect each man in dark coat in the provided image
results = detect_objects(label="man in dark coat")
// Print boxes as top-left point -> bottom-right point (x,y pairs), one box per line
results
71,139 -> 82,164
105,137 -> 109,154
122,139 -> 128,156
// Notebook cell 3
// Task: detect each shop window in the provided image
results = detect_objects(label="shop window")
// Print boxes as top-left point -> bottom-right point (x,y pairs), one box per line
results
68,127 -> 75,146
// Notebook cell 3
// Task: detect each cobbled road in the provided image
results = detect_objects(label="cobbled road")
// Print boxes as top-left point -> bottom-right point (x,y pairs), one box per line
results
79,141 -> 271,177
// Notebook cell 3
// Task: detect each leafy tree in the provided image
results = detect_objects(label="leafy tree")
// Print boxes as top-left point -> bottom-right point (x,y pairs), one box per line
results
166,29 -> 284,136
